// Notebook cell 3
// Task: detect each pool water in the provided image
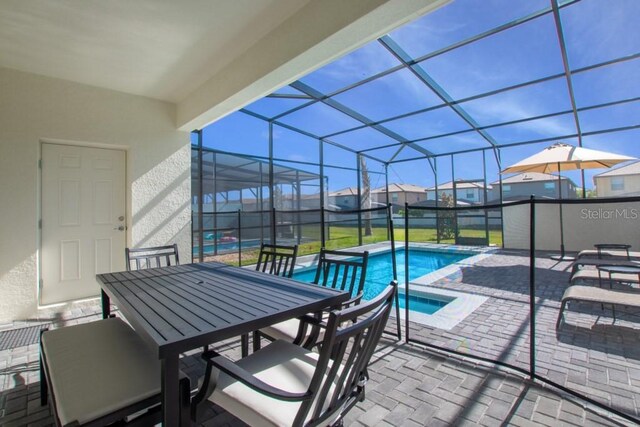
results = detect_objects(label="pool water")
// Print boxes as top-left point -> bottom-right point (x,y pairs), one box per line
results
292,249 -> 471,314
192,239 -> 261,256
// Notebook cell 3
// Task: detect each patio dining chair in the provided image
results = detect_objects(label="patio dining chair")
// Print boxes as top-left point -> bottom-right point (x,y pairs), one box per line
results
191,281 -> 396,426
253,248 -> 369,352
125,243 -> 179,271
40,317 -> 190,426
255,243 -> 299,277
239,243 -> 299,357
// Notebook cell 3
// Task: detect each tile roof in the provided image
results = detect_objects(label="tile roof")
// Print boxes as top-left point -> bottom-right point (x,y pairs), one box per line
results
371,183 -> 428,193
426,180 -> 491,190
493,172 -> 570,184
594,161 -> 640,177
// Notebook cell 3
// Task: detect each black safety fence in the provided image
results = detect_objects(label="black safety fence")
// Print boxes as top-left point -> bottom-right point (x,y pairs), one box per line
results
403,196 -> 640,425
192,205 -> 392,265
193,195 -> 640,423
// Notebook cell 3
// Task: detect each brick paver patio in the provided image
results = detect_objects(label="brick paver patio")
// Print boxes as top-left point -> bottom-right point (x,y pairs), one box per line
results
1,249 -> 637,426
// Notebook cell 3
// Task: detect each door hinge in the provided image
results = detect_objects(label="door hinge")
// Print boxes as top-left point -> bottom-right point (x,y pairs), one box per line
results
39,219 -> 42,229
39,159 -> 42,169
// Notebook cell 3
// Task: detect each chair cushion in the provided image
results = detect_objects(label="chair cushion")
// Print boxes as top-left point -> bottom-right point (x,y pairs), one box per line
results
41,318 -> 160,426
260,318 -> 306,342
209,340 -> 342,427
260,312 -> 329,343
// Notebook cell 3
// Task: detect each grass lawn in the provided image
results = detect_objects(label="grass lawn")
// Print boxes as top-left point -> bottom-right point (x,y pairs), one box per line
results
204,226 -> 502,266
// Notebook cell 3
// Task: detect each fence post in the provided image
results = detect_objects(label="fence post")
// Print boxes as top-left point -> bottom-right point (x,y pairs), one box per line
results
404,202 -> 410,343
196,133 -> 204,262
388,204 -> 397,281
529,195 -> 536,379
388,203 -> 401,340
271,207 -> 277,246
357,154 -> 363,247
320,207 -> 326,248
238,209 -> 242,267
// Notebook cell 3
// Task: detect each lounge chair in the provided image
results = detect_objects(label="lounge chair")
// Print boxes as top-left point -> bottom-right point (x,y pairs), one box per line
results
570,257 -> 640,277
570,268 -> 640,287
191,281 -> 397,426
576,243 -> 639,261
254,248 -> 369,352
556,285 -> 640,329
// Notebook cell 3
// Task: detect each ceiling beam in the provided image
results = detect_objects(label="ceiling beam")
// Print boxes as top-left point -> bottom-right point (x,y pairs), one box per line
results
177,0 -> 450,131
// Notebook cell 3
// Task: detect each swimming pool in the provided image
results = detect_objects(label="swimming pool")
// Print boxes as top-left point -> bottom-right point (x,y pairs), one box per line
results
192,239 -> 261,256
292,248 -> 471,315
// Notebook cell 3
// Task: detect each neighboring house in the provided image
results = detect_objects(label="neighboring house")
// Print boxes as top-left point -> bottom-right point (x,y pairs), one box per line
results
329,187 -> 359,210
426,181 -> 491,204
278,193 -> 322,210
594,161 -> 640,197
489,172 -> 578,201
372,183 -> 428,206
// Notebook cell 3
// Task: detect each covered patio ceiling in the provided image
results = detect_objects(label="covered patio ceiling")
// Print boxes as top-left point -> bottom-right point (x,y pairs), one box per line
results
0,0 -> 449,130
236,0 -> 640,165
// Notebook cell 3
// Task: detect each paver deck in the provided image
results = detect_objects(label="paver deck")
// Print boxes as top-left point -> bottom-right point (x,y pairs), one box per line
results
1,249 -> 637,426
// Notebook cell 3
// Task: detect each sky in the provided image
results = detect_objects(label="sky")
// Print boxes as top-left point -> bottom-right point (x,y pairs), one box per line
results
199,0 -> 640,196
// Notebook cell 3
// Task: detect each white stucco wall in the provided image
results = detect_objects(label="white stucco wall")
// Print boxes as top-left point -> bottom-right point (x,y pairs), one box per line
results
503,200 -> 640,252
0,67 -> 191,323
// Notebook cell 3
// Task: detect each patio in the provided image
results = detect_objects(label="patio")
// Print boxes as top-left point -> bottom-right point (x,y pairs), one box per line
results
1,249 -> 636,426
1,0 -> 639,425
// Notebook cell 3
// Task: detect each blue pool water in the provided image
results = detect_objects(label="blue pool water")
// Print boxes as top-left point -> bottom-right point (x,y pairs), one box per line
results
292,249 -> 471,315
192,239 -> 261,256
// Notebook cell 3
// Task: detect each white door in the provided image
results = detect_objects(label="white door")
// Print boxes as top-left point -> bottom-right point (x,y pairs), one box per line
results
41,143 -> 126,305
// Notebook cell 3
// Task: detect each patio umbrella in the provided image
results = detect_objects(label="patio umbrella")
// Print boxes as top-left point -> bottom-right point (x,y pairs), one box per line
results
501,142 -> 635,260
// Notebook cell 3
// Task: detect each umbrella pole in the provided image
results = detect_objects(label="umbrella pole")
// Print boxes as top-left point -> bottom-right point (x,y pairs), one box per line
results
558,164 -> 565,257
550,162 -> 574,261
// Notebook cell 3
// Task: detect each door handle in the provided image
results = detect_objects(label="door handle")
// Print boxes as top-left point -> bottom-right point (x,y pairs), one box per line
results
114,225 -> 125,231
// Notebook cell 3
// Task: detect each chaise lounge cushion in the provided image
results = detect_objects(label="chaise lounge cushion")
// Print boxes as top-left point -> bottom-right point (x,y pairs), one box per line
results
557,285 -> 640,329
570,258 -> 640,276
570,268 -> 640,286
562,285 -> 640,305
209,339 -> 340,427
577,249 -> 640,260
41,318 -> 160,426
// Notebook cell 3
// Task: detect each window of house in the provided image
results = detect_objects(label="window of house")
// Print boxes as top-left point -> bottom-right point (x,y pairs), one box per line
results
611,177 -> 624,191
466,189 -> 475,199
544,182 -> 555,190
391,193 -> 398,202
503,185 -> 511,192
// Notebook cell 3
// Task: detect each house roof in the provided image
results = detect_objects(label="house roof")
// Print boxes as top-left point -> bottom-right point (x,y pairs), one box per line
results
426,181 -> 491,191
594,161 -> 640,178
493,172 -> 571,185
372,183 -> 428,193
329,187 -> 358,197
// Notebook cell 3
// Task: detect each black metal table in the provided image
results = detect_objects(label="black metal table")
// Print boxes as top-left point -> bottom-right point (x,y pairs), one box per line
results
597,264 -> 640,288
594,243 -> 632,260
96,261 -> 349,427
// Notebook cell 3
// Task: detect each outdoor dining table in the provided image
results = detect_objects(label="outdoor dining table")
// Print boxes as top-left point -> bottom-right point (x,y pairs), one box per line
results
96,261 -> 349,427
